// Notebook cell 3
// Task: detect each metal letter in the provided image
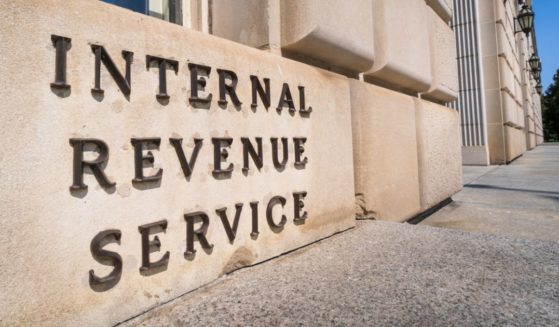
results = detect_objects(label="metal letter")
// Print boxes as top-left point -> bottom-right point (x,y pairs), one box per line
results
184,212 -> 214,256
146,55 -> 179,100
241,137 -> 263,173
298,86 -> 313,117
188,63 -> 212,107
90,45 -> 133,96
293,137 -> 308,168
276,83 -> 296,114
216,203 -> 243,243
212,138 -> 234,178
270,137 -> 288,169
69,138 -> 115,191
217,69 -> 242,107
170,138 -> 203,179
266,196 -> 287,229
138,220 -> 170,274
89,229 -> 122,291
131,138 -> 163,183
293,191 -> 308,222
250,76 -> 271,110
50,35 -> 71,90
250,201 -> 259,238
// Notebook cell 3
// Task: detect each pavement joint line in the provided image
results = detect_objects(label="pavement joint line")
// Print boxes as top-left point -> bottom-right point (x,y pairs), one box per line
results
464,165 -> 502,186
449,200 -> 559,212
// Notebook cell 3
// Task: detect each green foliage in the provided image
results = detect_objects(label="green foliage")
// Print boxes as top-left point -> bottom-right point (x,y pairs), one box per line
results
543,69 -> 559,142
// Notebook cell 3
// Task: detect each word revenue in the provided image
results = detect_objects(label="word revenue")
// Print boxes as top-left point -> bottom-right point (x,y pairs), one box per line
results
69,137 -> 308,190
89,192 -> 308,292
50,35 -> 313,115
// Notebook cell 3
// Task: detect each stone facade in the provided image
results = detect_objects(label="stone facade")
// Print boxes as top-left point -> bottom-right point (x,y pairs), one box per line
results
0,0 -> 465,325
453,0 -> 543,165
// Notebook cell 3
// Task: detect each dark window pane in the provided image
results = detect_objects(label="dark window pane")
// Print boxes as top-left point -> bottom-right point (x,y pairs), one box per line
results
102,0 -> 147,14
101,0 -> 181,25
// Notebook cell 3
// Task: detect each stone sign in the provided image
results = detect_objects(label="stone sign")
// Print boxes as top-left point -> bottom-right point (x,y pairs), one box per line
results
0,0 -> 355,325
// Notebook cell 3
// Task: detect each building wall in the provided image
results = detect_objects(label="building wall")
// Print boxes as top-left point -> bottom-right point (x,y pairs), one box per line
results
454,0 -> 542,165
0,0 -> 463,325
452,0 -> 490,165
210,0 -> 462,221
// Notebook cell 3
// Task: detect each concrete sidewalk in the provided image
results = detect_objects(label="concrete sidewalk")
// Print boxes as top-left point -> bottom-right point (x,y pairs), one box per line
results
121,221 -> 559,326
121,145 -> 559,326
423,144 -> 559,242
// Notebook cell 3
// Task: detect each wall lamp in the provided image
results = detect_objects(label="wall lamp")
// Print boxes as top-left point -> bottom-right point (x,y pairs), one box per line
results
528,54 -> 541,72
536,84 -> 542,95
532,67 -> 541,81
515,5 -> 535,36
528,54 -> 542,81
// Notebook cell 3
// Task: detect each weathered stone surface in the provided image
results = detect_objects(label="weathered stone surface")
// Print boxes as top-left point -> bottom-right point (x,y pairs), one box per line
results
0,0 -> 355,325
462,146 -> 490,166
365,0 -> 432,93
211,0 -> 270,49
281,0 -> 375,74
425,0 -> 453,23
351,80 -> 421,222
470,0 -> 533,165
415,99 -> 462,210
423,7 -> 458,102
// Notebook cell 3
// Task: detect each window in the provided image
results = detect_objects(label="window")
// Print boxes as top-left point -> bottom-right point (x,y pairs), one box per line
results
101,0 -> 182,25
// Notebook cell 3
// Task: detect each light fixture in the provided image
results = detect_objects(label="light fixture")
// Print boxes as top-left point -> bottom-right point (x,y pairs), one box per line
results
528,54 -> 541,72
515,5 -> 535,36
532,68 -> 541,81
536,84 -> 542,95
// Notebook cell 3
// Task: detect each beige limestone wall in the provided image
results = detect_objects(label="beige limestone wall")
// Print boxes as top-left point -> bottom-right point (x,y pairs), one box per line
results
534,93 -> 544,144
211,0 -> 459,104
0,1 -> 466,325
519,33 -> 537,151
462,146 -> 490,166
364,0 -> 432,94
415,99 -> 462,210
476,0 -> 532,164
0,0 -> 356,325
211,0 -> 375,74
350,80 -> 421,222
423,7 -> 458,103
211,0 -> 271,49
425,0 -> 453,23
280,0 -> 375,74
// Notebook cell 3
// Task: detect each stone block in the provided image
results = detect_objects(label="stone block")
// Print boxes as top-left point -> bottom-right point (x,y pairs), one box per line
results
505,127 -> 525,162
425,0 -> 453,23
423,7 -> 458,103
0,0 -> 356,325
462,146 -> 490,166
211,0 -> 270,49
477,0 -> 496,24
351,80 -> 421,222
485,88 -> 503,124
415,99 -> 462,210
364,0 -> 432,94
481,55 -> 500,90
280,0 -> 375,74
487,123 -> 507,164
